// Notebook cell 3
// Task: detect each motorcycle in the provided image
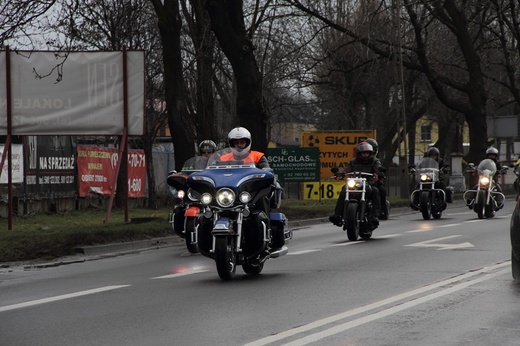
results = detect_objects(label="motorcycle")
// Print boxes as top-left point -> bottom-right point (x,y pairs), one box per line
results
187,149 -> 291,280
463,159 -> 506,219
167,169 -> 202,254
409,158 -> 448,220
331,167 -> 380,241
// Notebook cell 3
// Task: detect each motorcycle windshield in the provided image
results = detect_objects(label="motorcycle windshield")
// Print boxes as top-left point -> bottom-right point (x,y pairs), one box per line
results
188,148 -> 274,191
416,157 -> 440,181
206,148 -> 258,169
477,159 -> 497,176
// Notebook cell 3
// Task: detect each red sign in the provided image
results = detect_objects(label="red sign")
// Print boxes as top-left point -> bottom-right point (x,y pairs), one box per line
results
77,145 -> 146,197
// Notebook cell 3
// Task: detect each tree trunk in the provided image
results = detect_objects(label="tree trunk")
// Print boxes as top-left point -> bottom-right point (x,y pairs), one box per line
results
205,0 -> 268,151
151,0 -> 195,170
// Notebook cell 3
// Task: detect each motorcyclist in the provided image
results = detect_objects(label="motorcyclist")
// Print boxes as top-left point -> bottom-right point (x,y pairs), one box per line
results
410,147 -> 452,209
216,127 -> 270,169
329,141 -> 382,227
181,140 -> 217,170
485,147 -> 507,187
217,126 -> 283,249
465,147 -> 507,210
365,138 -> 388,220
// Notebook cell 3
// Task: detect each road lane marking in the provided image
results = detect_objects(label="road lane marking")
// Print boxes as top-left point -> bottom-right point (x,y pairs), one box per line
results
0,285 -> 130,313
282,267 -> 509,346
244,262 -> 508,346
407,229 -> 432,233
287,249 -> 322,255
376,234 -> 401,239
405,235 -> 474,250
464,219 -> 484,223
152,269 -> 209,279
329,241 -> 365,247
437,223 -> 461,228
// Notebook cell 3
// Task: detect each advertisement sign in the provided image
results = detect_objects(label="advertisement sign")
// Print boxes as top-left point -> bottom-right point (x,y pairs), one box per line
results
24,136 -> 76,195
266,147 -> 320,182
301,131 -> 375,180
0,144 -> 24,183
77,145 -> 146,198
0,50 -> 144,136
302,181 -> 345,200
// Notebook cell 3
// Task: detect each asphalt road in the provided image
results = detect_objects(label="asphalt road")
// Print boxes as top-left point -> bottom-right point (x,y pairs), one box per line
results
1,200 -> 519,345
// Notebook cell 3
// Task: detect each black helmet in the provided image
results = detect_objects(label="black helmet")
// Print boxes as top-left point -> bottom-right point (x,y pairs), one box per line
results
356,142 -> 374,162
365,138 -> 378,156
427,147 -> 440,160
199,140 -> 217,154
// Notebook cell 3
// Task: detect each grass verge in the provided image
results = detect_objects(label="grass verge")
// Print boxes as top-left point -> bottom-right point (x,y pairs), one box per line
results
0,197 -> 408,263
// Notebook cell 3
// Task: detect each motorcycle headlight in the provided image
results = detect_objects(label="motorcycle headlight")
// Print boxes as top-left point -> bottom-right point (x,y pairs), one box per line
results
480,177 -> 490,185
347,179 -> 357,189
201,193 -> 212,205
217,188 -> 235,207
420,174 -> 431,182
239,191 -> 251,203
177,190 -> 185,199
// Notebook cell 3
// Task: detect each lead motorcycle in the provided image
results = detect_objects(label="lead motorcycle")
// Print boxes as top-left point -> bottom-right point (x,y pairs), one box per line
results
167,169 -> 202,254
187,149 -> 291,280
409,158 -> 448,220
331,167 -> 381,241
463,159 -> 506,219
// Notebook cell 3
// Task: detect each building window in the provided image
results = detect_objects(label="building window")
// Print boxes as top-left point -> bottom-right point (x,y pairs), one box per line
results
420,125 -> 431,142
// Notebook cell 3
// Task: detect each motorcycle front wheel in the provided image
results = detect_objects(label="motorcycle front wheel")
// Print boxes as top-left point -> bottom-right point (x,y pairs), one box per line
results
475,190 -> 486,219
184,218 -> 198,254
344,203 -> 360,241
215,236 -> 236,280
420,192 -> 431,220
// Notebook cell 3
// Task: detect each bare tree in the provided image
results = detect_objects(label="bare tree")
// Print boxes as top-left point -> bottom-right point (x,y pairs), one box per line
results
0,0 -> 57,47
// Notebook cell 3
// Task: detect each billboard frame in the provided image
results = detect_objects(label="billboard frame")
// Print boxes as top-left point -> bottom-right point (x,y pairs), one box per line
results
1,46 -> 144,229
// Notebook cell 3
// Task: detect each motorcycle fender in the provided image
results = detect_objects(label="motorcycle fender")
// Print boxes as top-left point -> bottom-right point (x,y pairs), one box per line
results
185,206 -> 200,217
212,217 -> 234,236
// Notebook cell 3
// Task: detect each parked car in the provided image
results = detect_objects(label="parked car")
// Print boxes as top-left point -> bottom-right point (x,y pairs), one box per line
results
511,199 -> 520,281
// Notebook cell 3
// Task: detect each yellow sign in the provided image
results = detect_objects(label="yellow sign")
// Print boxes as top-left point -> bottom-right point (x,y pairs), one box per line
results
301,131 -> 376,180
302,181 -> 345,200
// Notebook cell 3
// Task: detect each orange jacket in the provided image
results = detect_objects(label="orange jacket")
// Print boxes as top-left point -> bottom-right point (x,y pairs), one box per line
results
219,150 -> 265,163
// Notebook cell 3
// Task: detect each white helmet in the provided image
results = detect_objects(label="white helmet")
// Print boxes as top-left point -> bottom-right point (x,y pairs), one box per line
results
228,127 -> 251,159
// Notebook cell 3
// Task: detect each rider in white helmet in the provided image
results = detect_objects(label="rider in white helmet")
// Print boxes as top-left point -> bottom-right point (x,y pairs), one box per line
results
219,127 -> 270,169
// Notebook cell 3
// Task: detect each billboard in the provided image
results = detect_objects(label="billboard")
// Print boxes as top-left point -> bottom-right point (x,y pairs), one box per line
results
77,145 -> 146,198
0,50 -> 144,136
266,147 -> 320,182
0,144 -> 24,184
301,131 -> 376,180
24,136 -> 76,196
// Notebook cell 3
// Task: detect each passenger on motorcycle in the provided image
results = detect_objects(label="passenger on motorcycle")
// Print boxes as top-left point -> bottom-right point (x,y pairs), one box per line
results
410,147 -> 452,209
365,138 -> 388,220
329,142 -> 382,227
182,140 -> 217,170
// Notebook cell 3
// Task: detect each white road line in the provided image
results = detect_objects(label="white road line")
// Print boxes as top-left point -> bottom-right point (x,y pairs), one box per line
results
464,219 -> 484,223
287,249 -> 322,255
375,234 -> 401,239
329,241 -> 365,247
245,262 -> 508,346
437,223 -> 461,228
0,285 -> 130,313
152,269 -> 209,279
282,268 -> 509,346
